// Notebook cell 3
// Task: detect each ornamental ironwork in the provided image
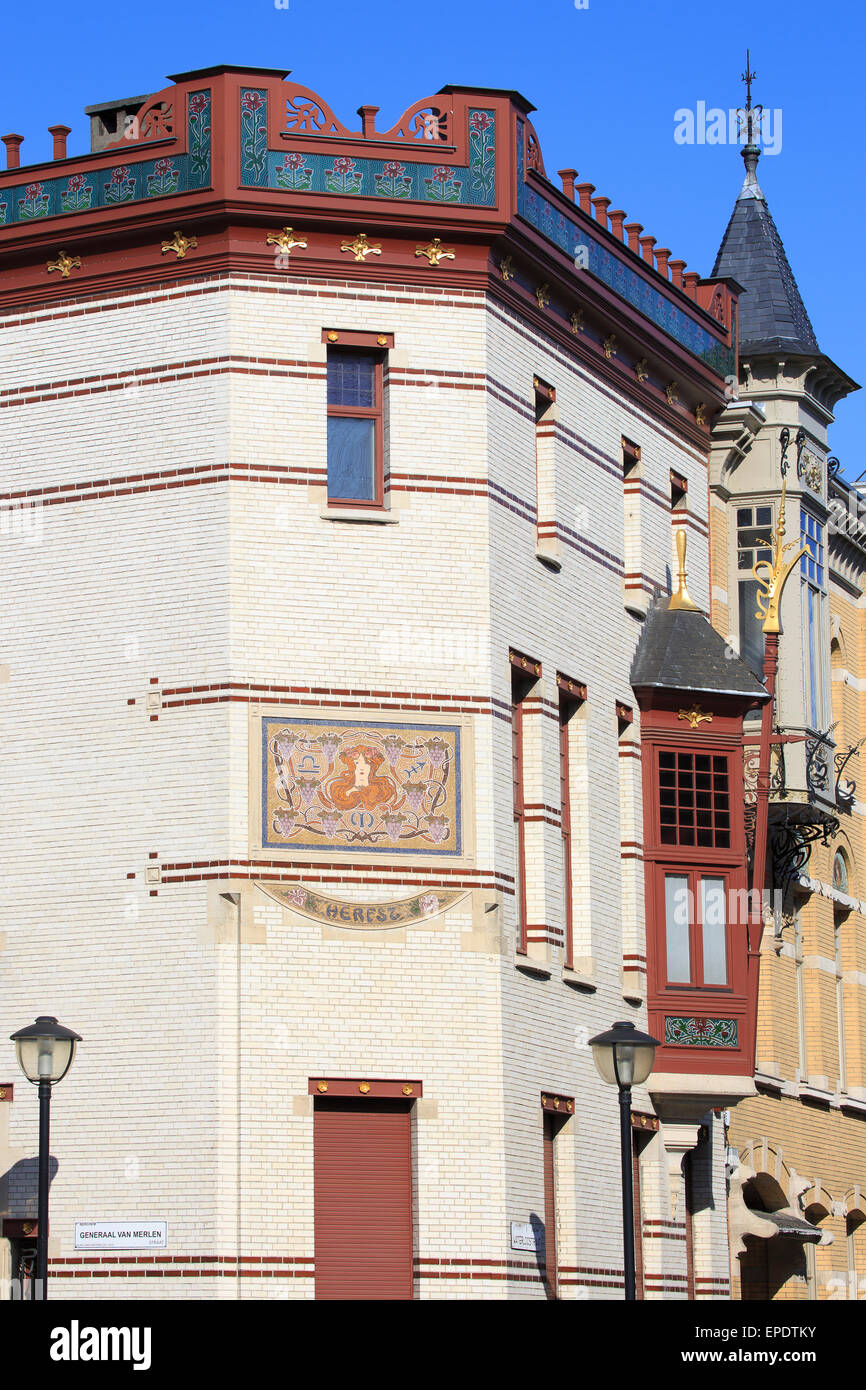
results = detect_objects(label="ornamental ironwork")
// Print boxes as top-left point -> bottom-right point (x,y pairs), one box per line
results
805,722 -> 838,796
835,736 -> 866,810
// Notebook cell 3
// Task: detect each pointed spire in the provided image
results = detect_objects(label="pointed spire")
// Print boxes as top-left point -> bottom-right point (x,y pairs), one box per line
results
712,52 -> 820,358
737,48 -> 764,201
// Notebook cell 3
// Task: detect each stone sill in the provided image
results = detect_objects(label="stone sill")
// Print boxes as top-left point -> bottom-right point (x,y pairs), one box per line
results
320,507 -> 398,523
562,965 -> 597,992
798,1082 -> 833,1106
513,952 -> 552,979
535,545 -> 562,572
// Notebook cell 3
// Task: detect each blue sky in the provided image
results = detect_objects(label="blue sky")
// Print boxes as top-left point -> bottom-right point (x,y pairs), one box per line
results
4,0 -> 864,470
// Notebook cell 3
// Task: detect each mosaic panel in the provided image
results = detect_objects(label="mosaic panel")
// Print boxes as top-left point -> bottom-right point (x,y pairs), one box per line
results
240,88 -> 496,206
0,90 -> 211,228
261,716 -> 462,856
664,1016 -> 739,1048
261,884 -> 468,927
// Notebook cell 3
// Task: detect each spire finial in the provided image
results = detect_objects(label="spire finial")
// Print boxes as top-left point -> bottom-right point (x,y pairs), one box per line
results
737,47 -> 764,198
668,529 -> 699,611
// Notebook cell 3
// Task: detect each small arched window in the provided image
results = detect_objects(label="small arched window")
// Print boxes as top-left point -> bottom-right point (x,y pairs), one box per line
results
833,850 -> 850,896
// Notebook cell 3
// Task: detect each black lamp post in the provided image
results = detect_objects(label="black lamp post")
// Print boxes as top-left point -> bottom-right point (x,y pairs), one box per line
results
589,1020 -> 658,1301
9,1016 -> 81,1300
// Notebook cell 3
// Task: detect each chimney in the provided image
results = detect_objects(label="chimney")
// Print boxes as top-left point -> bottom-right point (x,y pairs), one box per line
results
84,95 -> 151,153
48,125 -> 71,161
654,247 -> 671,279
357,105 -> 379,139
558,168 -> 577,201
683,271 -> 700,299
575,182 -> 595,215
592,196 -> 611,230
639,235 -> 657,265
669,258 -> 686,289
2,134 -> 23,169
608,209 -> 626,241
624,221 -> 643,253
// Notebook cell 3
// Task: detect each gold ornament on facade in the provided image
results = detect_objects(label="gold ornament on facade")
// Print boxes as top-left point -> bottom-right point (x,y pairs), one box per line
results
678,704 -> 713,729
668,529 -> 700,613
340,232 -> 382,262
316,1081 -> 328,1093
499,255 -> 515,281
402,1085 -> 414,1096
359,1081 -> 371,1094
46,251 -> 81,279
603,334 -> 617,360
753,436 -> 808,635
266,226 -> 308,256
695,402 -> 707,426
634,358 -> 649,383
415,237 -> 456,267
160,230 -> 198,259
570,309 -> 584,334
535,282 -> 550,309
665,381 -> 679,405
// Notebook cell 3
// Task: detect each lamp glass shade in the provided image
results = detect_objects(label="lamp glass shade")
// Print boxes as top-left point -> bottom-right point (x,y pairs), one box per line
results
11,1017 -> 80,1085
589,1021 -> 658,1089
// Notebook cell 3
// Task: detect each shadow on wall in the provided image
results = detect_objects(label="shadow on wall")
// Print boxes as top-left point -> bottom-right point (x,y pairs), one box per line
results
529,1211 -> 549,1295
2,1154 -> 60,1218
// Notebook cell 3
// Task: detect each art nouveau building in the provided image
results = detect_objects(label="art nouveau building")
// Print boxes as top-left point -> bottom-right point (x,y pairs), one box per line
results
0,66 -> 767,1298
707,130 -> 865,1298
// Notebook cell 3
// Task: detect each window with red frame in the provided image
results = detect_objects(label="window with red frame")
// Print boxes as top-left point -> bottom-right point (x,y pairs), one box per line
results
326,349 -> 384,506
658,750 -> 730,849
662,868 -> 730,987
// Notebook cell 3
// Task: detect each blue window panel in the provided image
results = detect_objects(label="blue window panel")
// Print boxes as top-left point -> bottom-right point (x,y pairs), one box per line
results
327,417 -> 376,501
327,353 -> 376,409
806,585 -> 820,730
800,512 -> 825,586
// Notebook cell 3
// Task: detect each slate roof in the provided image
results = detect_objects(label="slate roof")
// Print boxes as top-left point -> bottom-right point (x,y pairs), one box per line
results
630,597 -> 770,702
711,154 -> 819,358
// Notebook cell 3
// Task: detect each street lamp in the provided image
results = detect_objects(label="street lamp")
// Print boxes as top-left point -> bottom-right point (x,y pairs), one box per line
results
9,1016 -> 81,1300
589,1020 -> 658,1301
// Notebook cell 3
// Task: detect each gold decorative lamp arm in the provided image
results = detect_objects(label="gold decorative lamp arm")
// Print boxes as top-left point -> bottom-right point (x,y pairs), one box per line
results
752,458 -> 807,634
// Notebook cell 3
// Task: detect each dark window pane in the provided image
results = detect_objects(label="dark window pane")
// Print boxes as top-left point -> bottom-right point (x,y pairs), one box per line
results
327,417 -> 377,500
737,507 -> 752,527
756,506 -> 772,526
327,353 -> 376,408
739,580 -> 765,676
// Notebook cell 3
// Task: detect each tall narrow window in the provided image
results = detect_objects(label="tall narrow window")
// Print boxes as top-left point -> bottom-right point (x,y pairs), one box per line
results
326,348 -> 384,506
511,652 -> 540,956
534,377 -> 557,561
794,904 -> 808,1081
541,1096 -> 572,1300
736,504 -> 773,675
835,905 -> 847,1093
512,670 -> 528,955
558,677 -> 584,971
622,437 -> 643,613
800,509 -> 827,730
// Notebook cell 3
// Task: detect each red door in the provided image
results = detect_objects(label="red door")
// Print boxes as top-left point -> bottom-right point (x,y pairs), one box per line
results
314,1099 -> 413,1300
